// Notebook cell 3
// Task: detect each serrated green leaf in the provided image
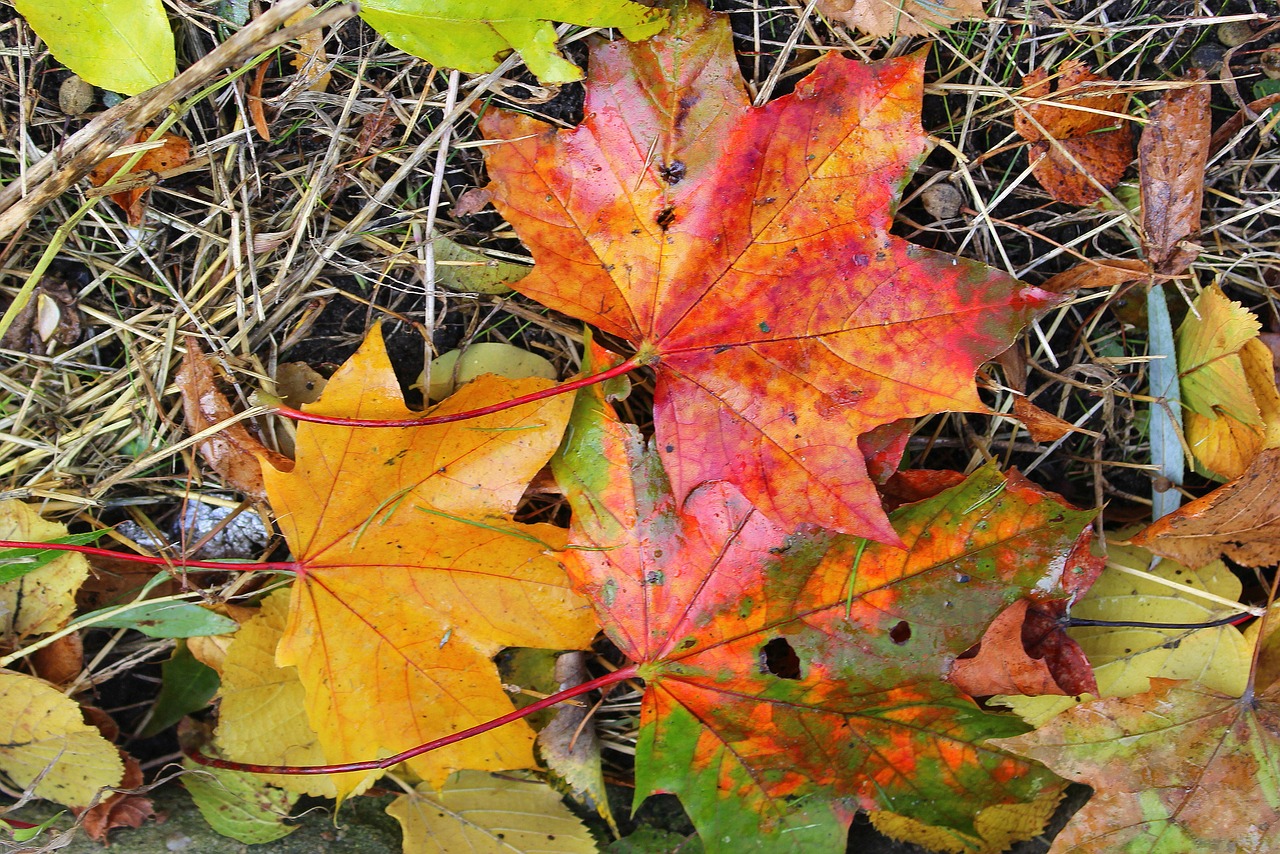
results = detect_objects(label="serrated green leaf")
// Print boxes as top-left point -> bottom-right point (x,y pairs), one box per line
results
182,756 -> 299,845
14,0 -> 175,95
357,0 -> 667,83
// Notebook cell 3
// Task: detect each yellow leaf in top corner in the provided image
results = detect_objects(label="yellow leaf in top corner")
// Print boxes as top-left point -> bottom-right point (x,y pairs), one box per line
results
387,771 -> 597,853
0,500 -> 89,640
0,670 -> 123,807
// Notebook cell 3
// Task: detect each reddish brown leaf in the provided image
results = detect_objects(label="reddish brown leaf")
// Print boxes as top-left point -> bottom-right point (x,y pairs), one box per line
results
481,1 -> 1055,542
72,750 -> 156,843
1040,258 -> 1150,294
1012,396 -> 1079,443
1015,62 -> 1134,206
816,0 -> 987,38
30,632 -> 83,687
948,599 -> 1096,698
1140,75 -> 1211,274
177,340 -> 290,499
880,468 -> 967,510
1129,446 -> 1280,567
87,130 -> 191,226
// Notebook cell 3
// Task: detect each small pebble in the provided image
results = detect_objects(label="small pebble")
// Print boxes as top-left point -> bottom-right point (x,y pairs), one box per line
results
1263,47 -> 1280,80
921,181 -> 964,220
58,75 -> 94,116
1216,20 -> 1255,47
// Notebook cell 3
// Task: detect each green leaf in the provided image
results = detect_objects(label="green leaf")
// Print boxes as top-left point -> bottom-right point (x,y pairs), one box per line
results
357,0 -> 668,83
80,600 -> 238,638
142,642 -> 220,737
431,231 -> 528,295
13,0 -> 176,95
182,756 -> 299,845
0,531 -> 103,584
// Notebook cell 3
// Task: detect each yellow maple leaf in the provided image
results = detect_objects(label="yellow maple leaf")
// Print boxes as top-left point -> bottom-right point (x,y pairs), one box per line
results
261,326 -> 597,798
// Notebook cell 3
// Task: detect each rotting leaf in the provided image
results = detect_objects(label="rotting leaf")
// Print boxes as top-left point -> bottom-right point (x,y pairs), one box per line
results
993,678 -> 1280,852
536,651 -> 616,832
1015,61 -> 1134,206
262,326 -> 597,798
482,1 -> 1055,541
816,0 -> 987,38
87,129 -> 191,226
73,750 -> 155,843
178,339 -> 291,499
1140,74 -> 1211,274
552,377 -> 1092,849
1129,445 -> 1280,568
870,787 -> 1066,854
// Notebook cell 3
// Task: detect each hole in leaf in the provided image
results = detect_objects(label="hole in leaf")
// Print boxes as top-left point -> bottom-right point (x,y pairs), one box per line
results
890,621 -> 911,644
760,637 -> 801,679
656,205 -> 676,229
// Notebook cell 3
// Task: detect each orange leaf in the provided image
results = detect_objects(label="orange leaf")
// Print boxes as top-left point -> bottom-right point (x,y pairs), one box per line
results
1015,62 -> 1134,206
262,326 -> 597,798
72,750 -> 155,843
947,599 -> 1097,698
87,130 -> 190,226
480,1 -> 1055,542
1129,445 -> 1280,568
178,340 -> 290,499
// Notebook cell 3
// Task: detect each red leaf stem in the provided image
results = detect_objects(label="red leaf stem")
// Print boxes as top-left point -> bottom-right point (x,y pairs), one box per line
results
0,540 -> 295,573
186,663 -> 638,775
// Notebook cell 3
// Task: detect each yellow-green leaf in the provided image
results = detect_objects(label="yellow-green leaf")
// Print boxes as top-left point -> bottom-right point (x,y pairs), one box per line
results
14,0 -> 175,95
216,588 -> 336,799
1178,284 -> 1263,424
432,232 -> 527,295
998,541 -> 1251,726
0,500 -> 89,640
387,771 -> 598,853
422,342 -> 557,402
357,0 -> 668,83
0,670 -> 124,808
182,755 -> 299,845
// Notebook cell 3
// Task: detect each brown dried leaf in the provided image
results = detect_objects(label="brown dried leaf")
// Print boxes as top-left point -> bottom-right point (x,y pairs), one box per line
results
31,632 -> 84,686
535,652 -> 615,832
1011,397 -> 1079,443
284,5 -> 331,92
1140,76 -> 1211,273
1015,62 -> 1134,206
87,130 -> 191,226
1040,258 -> 1150,294
1129,446 -> 1280,567
72,750 -> 156,843
817,0 -> 986,38
950,600 -> 1077,697
178,340 -> 291,499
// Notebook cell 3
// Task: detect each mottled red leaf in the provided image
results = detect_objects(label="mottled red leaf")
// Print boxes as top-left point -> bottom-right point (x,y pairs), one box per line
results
1015,62 -> 1134,206
482,0 -> 1054,542
553,383 -> 1094,848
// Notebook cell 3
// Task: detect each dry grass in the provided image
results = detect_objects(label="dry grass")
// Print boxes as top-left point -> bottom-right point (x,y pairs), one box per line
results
0,0 -> 1277,847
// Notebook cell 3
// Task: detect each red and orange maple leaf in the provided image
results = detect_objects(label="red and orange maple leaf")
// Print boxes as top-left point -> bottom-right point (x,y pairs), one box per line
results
481,0 -> 1055,543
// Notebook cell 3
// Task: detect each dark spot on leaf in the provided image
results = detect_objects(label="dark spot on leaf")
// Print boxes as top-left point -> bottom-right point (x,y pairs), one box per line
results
658,161 -> 686,184
955,574 -> 970,584
679,638 -> 696,650
665,444 -> 675,453
760,637 -> 801,679
656,205 -> 676,230
714,344 -> 731,354
890,621 -> 911,644
759,321 -> 771,333
675,94 -> 699,129
853,254 -> 870,266
1162,638 -> 1182,650
644,570 -> 665,586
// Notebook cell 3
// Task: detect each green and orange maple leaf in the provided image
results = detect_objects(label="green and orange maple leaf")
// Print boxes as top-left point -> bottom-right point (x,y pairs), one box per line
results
481,0 -> 1056,542
551,370 -> 1096,851
225,327 -> 598,798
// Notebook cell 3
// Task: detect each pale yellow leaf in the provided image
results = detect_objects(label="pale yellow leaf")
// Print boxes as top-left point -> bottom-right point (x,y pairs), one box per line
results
0,670 -> 123,808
